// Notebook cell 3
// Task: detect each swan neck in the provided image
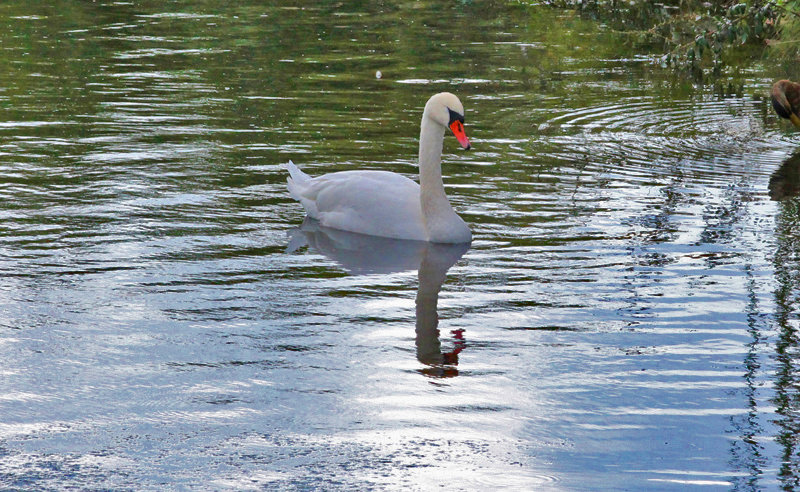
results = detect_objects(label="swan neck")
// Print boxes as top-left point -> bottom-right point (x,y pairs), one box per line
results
417,107 -> 470,244
418,117 -> 450,211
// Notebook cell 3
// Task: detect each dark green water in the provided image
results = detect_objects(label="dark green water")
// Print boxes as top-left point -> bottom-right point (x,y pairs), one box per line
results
3,1 -> 800,490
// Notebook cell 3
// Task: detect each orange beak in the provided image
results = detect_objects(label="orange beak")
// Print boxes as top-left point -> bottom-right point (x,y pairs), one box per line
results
449,120 -> 471,150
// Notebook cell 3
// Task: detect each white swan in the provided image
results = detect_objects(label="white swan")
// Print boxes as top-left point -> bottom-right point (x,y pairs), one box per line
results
286,92 -> 472,244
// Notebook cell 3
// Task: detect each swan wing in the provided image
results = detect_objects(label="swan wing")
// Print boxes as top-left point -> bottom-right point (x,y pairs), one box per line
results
289,169 -> 428,240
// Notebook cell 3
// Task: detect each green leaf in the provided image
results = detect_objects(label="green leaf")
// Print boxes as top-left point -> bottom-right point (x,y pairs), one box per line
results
729,3 -> 747,16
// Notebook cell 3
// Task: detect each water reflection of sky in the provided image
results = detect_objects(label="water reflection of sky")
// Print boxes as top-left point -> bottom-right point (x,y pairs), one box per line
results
3,0 -> 800,489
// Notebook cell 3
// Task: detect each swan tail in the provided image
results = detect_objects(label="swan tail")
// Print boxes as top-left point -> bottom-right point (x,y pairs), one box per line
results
286,159 -> 310,201
285,160 -> 320,218
286,160 -> 310,183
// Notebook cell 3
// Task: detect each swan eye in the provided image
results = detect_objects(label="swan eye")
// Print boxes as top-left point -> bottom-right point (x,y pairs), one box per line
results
447,108 -> 464,125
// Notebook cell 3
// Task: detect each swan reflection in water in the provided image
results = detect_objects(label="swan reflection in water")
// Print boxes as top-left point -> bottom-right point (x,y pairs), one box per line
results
287,218 -> 470,377
769,151 -> 800,201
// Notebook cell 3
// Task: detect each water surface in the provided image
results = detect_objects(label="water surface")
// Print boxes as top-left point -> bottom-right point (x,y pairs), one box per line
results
2,1 -> 800,490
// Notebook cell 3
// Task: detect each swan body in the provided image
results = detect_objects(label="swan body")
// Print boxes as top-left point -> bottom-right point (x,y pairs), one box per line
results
286,92 -> 472,244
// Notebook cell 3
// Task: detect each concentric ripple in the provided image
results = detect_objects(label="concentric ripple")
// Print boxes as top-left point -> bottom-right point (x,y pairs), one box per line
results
529,95 -> 795,189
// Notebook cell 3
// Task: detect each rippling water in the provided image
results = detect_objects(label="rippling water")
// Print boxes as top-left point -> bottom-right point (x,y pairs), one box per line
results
4,1 -> 800,490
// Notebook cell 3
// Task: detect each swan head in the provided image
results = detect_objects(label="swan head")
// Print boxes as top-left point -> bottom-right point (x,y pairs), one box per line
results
772,80 -> 800,128
424,92 -> 471,150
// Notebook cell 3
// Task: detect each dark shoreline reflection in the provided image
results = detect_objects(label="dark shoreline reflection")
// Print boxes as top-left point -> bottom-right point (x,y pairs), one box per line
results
287,218 -> 470,377
769,150 -> 800,201
771,190 -> 800,489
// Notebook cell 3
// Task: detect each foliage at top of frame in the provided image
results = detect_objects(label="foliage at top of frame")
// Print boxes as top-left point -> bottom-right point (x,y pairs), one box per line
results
534,1 -> 800,79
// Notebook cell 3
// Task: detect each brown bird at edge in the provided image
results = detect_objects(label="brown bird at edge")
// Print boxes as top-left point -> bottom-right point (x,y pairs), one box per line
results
772,80 -> 800,128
